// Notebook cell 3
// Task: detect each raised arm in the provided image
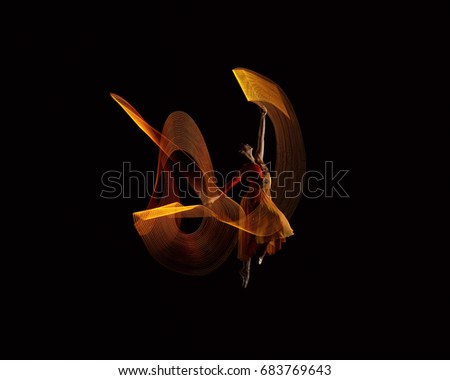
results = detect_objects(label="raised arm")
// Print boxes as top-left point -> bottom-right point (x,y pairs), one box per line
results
255,105 -> 267,164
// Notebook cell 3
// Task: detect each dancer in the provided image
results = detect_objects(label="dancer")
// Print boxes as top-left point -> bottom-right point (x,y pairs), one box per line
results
211,105 -> 294,288
110,67 -> 305,284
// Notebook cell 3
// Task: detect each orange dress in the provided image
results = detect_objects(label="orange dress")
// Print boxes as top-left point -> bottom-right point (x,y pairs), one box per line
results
223,161 -> 294,261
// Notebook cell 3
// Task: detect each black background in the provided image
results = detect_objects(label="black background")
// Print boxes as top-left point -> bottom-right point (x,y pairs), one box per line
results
8,2 -> 448,359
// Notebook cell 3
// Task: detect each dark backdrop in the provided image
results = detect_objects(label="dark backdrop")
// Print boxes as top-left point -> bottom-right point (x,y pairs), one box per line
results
8,1 -> 447,359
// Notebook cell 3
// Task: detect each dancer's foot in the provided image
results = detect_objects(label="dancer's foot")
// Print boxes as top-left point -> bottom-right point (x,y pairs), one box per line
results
239,268 -> 250,288
258,251 -> 266,265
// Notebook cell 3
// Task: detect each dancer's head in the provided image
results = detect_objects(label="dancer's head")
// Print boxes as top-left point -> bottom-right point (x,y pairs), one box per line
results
239,143 -> 255,163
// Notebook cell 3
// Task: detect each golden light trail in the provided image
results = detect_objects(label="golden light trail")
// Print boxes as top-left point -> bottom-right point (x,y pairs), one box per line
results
110,68 -> 306,275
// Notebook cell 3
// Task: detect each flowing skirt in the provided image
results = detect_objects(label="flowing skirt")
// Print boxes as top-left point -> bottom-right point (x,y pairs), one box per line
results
238,185 -> 294,261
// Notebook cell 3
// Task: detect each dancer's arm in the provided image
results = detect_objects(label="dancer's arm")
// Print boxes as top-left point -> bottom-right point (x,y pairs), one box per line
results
255,105 -> 267,164
222,174 -> 242,194
205,171 -> 241,206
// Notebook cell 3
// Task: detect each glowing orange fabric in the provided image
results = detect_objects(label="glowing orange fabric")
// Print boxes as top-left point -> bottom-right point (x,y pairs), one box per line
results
110,68 -> 306,275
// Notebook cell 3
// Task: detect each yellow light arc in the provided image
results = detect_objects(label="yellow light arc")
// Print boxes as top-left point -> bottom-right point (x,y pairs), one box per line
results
110,68 -> 306,275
